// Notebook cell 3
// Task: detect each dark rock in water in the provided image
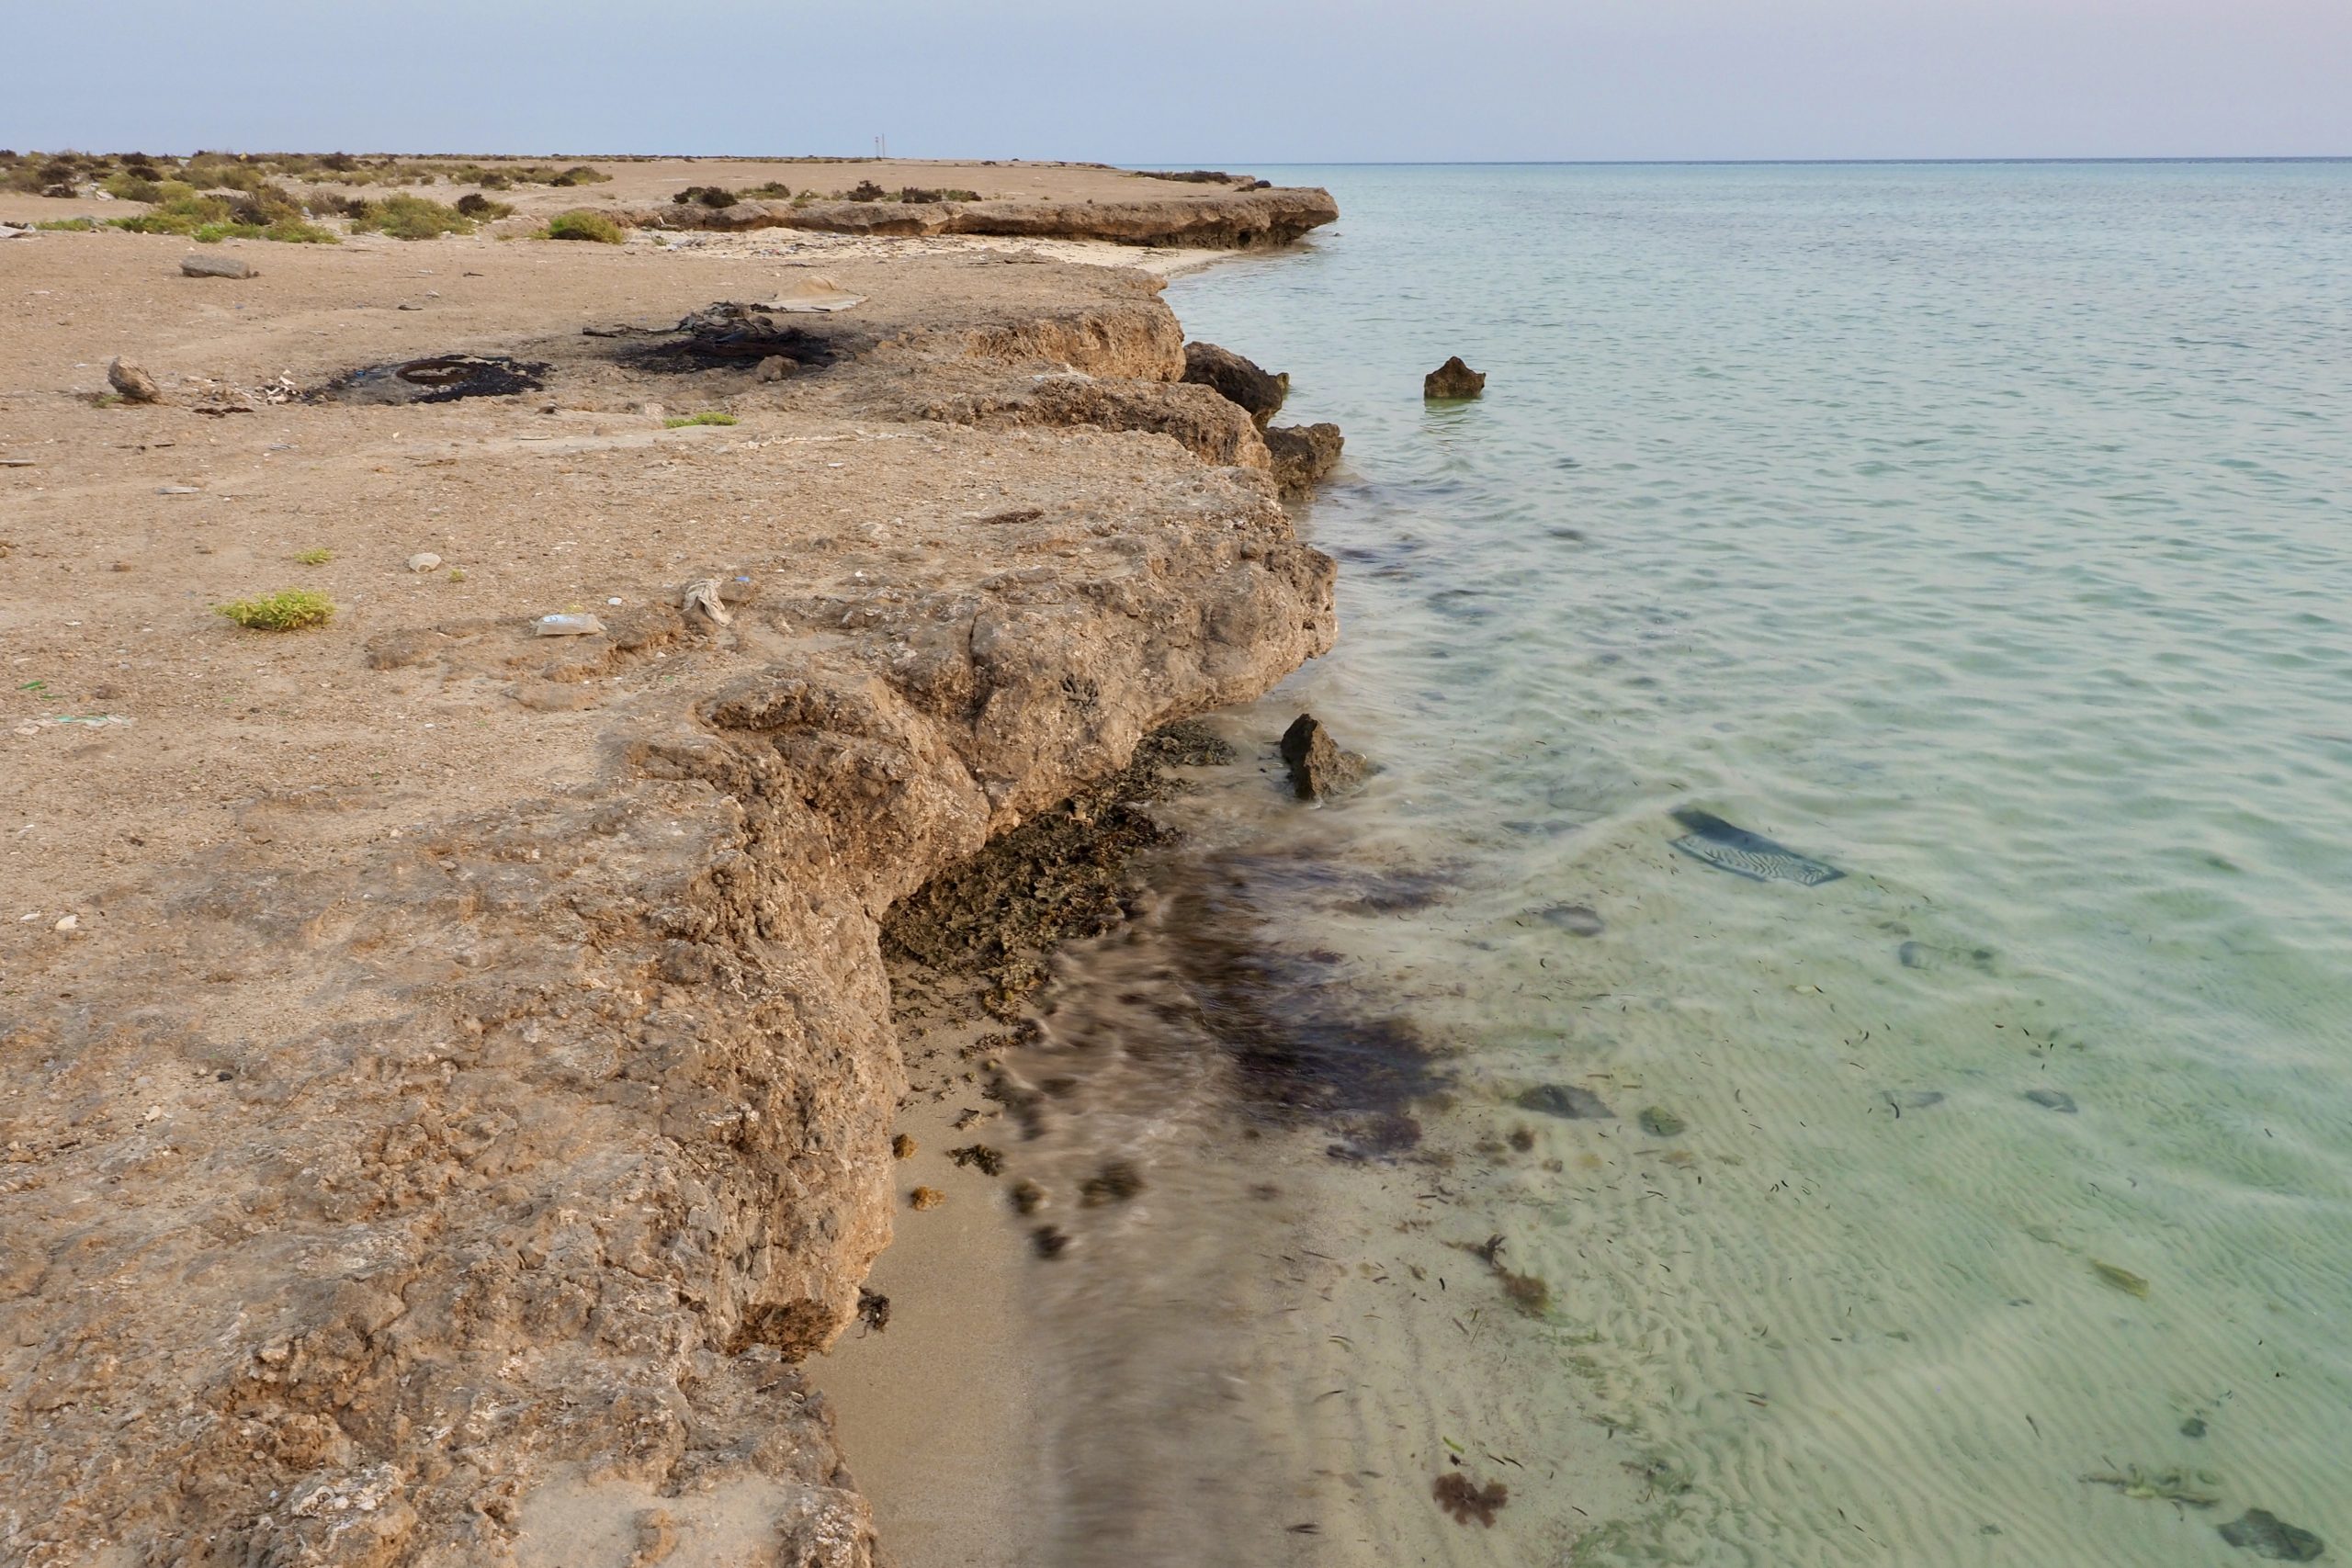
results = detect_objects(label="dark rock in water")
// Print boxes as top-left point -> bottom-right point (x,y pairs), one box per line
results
1639,1106 -> 1687,1137
1079,1160 -> 1146,1205
1423,355 -> 1487,400
1032,1225 -> 1071,1258
1517,1084 -> 1614,1120
1280,713 -> 1370,801
1899,940 -> 1931,969
1263,422 -> 1343,496
1669,808 -> 1843,886
1182,340 -> 1288,424
1536,903 -> 1605,936
2219,1509 -> 2325,1562
1883,1089 -> 1946,1112
2180,1416 -> 2208,1439
2025,1089 -> 2079,1113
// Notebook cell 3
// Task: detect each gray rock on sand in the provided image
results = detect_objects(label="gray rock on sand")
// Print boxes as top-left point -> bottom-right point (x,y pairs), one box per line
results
1263,422 -> 1343,496
1517,1084 -> 1614,1120
1639,1106 -> 1688,1137
2219,1509 -> 2325,1562
1424,355 -> 1486,400
107,358 -> 162,404
1536,903 -> 1605,936
1181,341 -> 1289,425
2024,1089 -> 2078,1113
180,252 -> 255,279
1280,712 -> 1369,801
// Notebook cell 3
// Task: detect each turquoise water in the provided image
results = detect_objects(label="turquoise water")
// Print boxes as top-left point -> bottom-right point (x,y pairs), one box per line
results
1154,164 -> 2352,1563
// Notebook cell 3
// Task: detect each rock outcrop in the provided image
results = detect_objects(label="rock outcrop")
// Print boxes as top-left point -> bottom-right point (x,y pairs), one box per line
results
1423,355 -> 1487,400
1280,712 -> 1371,800
1182,341 -> 1289,425
0,250 -> 1335,1567
1263,423 -> 1344,497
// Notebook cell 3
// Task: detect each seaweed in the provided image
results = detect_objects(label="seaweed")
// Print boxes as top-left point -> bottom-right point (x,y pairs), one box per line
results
1080,1160 -> 1145,1205
1433,1471 -> 1509,1527
856,1288 -> 890,1334
948,1144 -> 1004,1177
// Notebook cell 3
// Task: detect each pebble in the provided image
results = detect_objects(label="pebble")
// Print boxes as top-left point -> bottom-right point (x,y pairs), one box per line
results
405,552 -> 442,572
180,253 -> 254,279
53,915 -> 79,932
2024,1089 -> 2078,1113
107,357 -> 162,403
156,485 -> 201,495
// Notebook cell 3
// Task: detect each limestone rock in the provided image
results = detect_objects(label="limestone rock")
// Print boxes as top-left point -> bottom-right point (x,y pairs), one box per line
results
1280,712 -> 1369,800
181,252 -> 255,279
107,357 -> 161,403
1182,341 -> 1288,425
1263,423 -> 1343,496
1424,355 -> 1487,400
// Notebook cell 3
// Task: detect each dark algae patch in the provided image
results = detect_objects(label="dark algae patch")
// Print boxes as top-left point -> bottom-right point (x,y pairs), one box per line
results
1433,1471 -> 1510,1527
2220,1509 -> 2326,1561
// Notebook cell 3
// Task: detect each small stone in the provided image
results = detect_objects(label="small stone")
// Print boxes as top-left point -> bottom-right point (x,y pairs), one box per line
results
53,915 -> 79,932
1010,1179 -> 1046,1214
2219,1509 -> 2324,1562
890,1133 -> 916,1159
2025,1089 -> 2078,1113
107,358 -> 162,403
1080,1161 -> 1145,1206
156,485 -> 200,495
908,1186 -> 944,1211
180,252 -> 254,280
1280,712 -> 1370,801
1517,1084 -> 1614,1121
397,303 -> 424,311
2180,1416 -> 2208,1438
1032,1224 -> 1070,1258
1423,355 -> 1487,400
1263,422 -> 1343,496
404,552 -> 442,573
754,355 -> 796,383
1639,1106 -> 1687,1137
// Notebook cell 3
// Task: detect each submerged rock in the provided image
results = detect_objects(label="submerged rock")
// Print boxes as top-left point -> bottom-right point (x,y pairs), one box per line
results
1181,341 -> 1288,424
1517,1084 -> 1614,1120
1263,422 -> 1343,496
1423,355 -> 1486,400
1535,903 -> 1605,936
1280,712 -> 1370,801
2220,1509 -> 2325,1561
1639,1105 -> 1688,1137
2025,1089 -> 2079,1113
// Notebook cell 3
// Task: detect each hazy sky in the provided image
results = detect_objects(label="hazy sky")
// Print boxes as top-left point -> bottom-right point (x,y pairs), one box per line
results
10,0 -> 2347,162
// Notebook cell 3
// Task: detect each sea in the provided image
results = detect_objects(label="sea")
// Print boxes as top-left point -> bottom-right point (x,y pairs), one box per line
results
990,163 -> 2352,1567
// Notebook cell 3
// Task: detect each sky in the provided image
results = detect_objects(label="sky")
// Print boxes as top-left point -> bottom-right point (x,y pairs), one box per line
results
7,0 -> 2347,162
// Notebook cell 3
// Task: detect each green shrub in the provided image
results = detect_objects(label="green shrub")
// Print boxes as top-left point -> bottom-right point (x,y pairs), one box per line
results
350,194 -> 475,240
230,183 -> 305,226
217,589 -> 334,631
291,547 -> 333,565
34,217 -> 96,231
744,180 -> 792,198
110,193 -> 235,234
542,209 -> 624,243
262,218 -> 339,243
454,191 -> 513,219
553,164 -> 608,186
663,412 -> 737,428
673,185 -> 738,208
103,171 -> 164,203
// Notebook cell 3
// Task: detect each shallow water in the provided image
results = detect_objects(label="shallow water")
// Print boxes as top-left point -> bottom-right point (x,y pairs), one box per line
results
1106,163 -> 2352,1563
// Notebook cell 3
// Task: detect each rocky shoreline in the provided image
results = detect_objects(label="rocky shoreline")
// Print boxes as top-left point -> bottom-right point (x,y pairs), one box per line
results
0,164 -> 1337,1566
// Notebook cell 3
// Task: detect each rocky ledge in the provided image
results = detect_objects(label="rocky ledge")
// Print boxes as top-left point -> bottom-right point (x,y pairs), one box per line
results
622,185 -> 1340,249
0,240 -> 1336,1566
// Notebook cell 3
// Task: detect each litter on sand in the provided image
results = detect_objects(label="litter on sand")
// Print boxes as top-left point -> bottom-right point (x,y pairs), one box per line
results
1668,808 -> 1844,886
760,274 -> 865,313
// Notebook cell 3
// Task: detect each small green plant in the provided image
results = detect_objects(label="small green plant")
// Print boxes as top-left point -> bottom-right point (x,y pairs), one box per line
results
292,547 -> 333,565
663,412 -> 738,428
260,217 -> 338,243
673,184 -> 738,208
34,217 -> 95,231
109,192 -> 236,235
349,193 -> 475,240
447,568 -> 467,582
542,209 -> 624,243
217,589 -> 334,631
